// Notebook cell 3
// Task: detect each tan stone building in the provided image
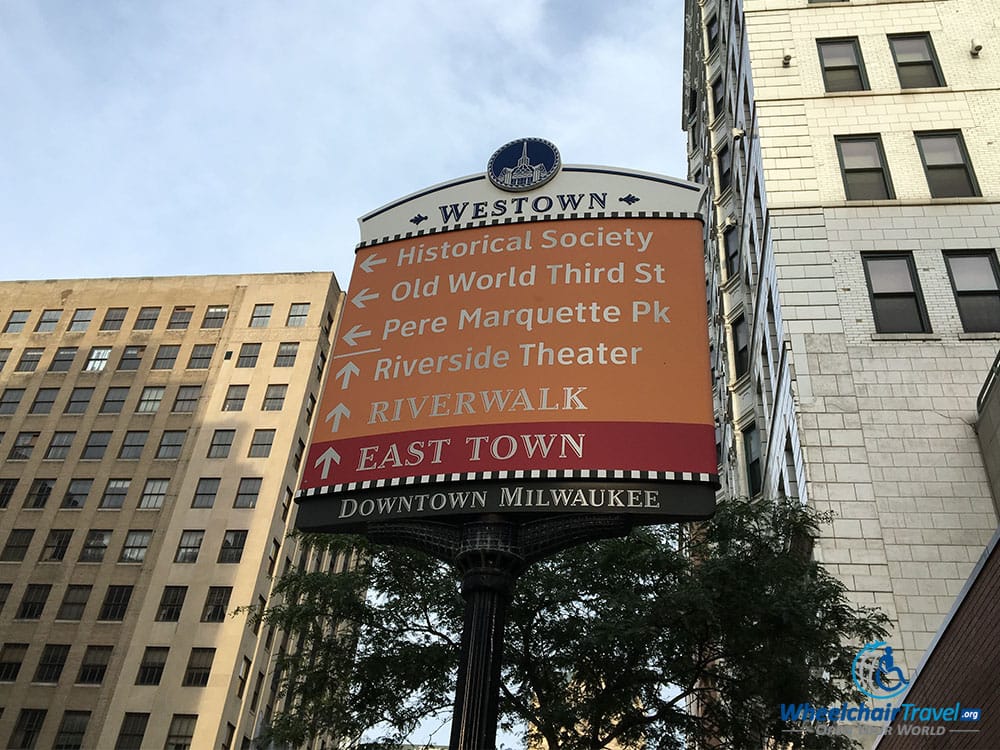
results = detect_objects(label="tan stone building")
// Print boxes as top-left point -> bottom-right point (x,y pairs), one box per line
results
683,0 -> 1000,683
0,273 -> 342,749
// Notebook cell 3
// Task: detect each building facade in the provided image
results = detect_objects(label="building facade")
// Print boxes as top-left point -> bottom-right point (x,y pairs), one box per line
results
683,0 -> 1000,678
0,273 -> 342,749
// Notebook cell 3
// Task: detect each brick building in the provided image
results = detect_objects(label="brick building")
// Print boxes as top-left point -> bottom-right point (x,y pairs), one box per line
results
682,0 -> 1000,682
0,273 -> 342,749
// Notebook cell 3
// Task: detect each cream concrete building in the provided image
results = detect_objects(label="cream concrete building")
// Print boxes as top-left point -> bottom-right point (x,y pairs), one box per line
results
683,0 -> 1000,680
0,273 -> 342,749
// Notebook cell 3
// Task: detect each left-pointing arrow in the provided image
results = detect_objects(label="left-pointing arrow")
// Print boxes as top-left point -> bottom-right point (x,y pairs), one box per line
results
341,325 -> 372,347
315,447 -> 341,480
351,288 -> 380,309
336,361 -> 360,389
325,403 -> 351,432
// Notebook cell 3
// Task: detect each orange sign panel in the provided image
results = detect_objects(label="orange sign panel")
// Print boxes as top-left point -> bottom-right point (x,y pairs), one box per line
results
301,217 -> 715,492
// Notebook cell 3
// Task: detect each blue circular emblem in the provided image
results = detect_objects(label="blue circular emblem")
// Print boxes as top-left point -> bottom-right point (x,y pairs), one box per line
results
852,641 -> 909,700
487,137 -> 561,192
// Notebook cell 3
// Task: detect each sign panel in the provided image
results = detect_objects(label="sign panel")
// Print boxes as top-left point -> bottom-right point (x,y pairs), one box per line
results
298,144 -> 716,530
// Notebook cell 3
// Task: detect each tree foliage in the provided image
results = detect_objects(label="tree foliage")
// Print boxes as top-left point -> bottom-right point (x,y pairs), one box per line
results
255,497 -> 887,749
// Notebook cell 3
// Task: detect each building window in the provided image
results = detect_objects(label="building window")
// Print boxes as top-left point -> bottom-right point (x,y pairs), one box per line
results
2,529 -> 34,561
68,308 -> 95,332
4,310 -> 30,333
862,253 -> 930,333
249,303 -> 273,327
0,387 -> 25,414
152,344 -> 180,369
223,384 -> 249,411
275,341 -> 299,367
202,305 -> 229,329
117,345 -> 145,371
35,308 -> 63,332
723,226 -> 740,279
167,306 -> 193,329
915,131 -> 980,198
0,643 -> 29,681
8,708 -> 47,749
236,342 -> 261,368
100,478 -> 131,509
33,644 -> 70,683
183,648 -> 215,686
114,713 -> 149,750
705,13 -> 720,53
711,76 -> 725,120
8,431 -> 39,460
201,587 -> 232,622
100,308 -> 127,331
286,302 -> 310,326
119,530 -> 152,563
84,346 -> 112,372
81,430 -> 112,458
262,384 -> 287,410
16,348 -> 43,372
733,314 -> 749,378
136,386 -> 165,413
78,529 -> 111,562
29,387 -> 58,414
175,530 -> 204,563
250,671 -> 264,711
817,38 -> 868,91
192,478 -> 220,508
98,585 -> 133,620
61,479 -> 92,509
237,656 -> 251,697
45,431 -> 76,460
24,478 -> 54,509
53,710 -> 91,749
156,586 -> 187,622
139,478 -> 169,509
248,429 -> 275,458
40,529 -> 73,561
0,478 -> 17,508
218,530 -> 247,563
1,346 -> 14,368
208,429 -> 235,458
234,477 -> 262,508
76,645 -> 112,684
835,135 -> 894,200
135,646 -> 169,685
118,431 -> 148,459
17,584 -> 51,619
944,252 -> 1000,332
49,346 -> 78,372
888,33 -> 944,88
156,430 -> 187,459
173,385 -> 202,413
133,306 -> 160,330
187,343 -> 215,369
165,715 -> 198,748
100,387 -> 129,414
56,585 -> 91,620
743,422 -> 763,496
64,386 -> 93,414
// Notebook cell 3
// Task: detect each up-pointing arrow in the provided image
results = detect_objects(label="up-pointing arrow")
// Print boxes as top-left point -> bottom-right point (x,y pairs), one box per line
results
341,324 -> 372,347
359,254 -> 387,274
351,288 -> 380,309
325,403 -> 351,433
314,447 -> 341,480
336,361 -> 360,389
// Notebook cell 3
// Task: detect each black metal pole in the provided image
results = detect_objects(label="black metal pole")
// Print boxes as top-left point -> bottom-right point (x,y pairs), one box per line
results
449,519 -> 521,750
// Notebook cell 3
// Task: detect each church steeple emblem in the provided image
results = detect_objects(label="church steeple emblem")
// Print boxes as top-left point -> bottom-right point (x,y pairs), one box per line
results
487,138 -> 561,192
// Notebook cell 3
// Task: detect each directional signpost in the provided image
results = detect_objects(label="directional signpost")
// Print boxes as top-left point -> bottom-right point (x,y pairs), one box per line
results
296,138 -> 717,749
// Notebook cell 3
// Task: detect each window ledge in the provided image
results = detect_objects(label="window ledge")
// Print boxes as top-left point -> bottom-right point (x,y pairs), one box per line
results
871,333 -> 941,341
959,332 -> 1000,340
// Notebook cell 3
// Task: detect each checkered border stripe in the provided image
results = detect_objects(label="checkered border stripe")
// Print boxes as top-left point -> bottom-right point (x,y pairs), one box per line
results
356,211 -> 700,250
296,470 -> 719,500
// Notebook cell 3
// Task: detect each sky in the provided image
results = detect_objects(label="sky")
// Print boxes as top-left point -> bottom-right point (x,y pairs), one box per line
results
0,0 -> 688,294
